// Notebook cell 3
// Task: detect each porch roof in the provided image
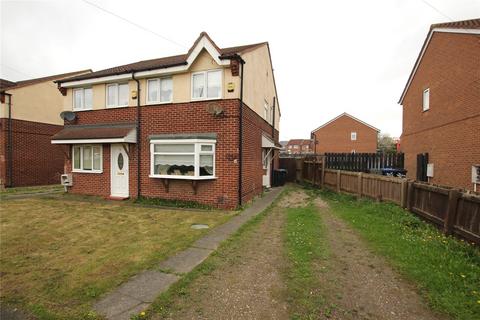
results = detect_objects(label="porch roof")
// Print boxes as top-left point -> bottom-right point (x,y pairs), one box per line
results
51,123 -> 137,144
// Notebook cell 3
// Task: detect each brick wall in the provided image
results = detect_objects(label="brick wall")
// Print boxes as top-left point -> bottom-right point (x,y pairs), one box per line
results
0,118 -> 64,187
64,99 -> 278,208
312,115 -> 378,153
401,32 -> 480,190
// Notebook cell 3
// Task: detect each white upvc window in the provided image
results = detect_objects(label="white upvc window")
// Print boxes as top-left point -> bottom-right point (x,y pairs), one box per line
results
72,145 -> 102,173
147,77 -> 173,104
73,88 -> 92,111
106,83 -> 129,108
191,69 -> 222,100
423,88 -> 430,111
150,140 -> 216,179
263,100 -> 269,122
351,132 -> 357,141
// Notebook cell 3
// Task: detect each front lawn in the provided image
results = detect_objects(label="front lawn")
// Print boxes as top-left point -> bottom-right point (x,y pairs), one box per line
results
0,196 -> 234,319
317,188 -> 480,320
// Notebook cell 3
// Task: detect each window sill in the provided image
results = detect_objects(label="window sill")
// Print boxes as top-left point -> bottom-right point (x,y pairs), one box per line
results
106,105 -> 129,109
73,170 -> 103,174
146,101 -> 173,105
149,175 -> 217,180
73,108 -> 93,112
190,96 -> 222,102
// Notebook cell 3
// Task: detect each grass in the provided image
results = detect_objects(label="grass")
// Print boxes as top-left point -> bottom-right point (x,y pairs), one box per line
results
136,196 -> 213,210
0,184 -> 63,195
147,188 -> 286,319
317,188 -> 480,320
283,192 -> 328,319
0,197 -> 233,319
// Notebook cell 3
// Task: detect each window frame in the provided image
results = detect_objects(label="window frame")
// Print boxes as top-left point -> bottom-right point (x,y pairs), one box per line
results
149,139 -> 216,180
106,83 -> 129,108
351,132 -> 357,141
423,88 -> 430,111
146,77 -> 173,104
191,69 -> 223,101
72,87 -> 93,111
72,144 -> 103,173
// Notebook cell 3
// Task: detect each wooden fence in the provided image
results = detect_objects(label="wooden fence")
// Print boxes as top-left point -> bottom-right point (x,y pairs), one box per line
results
325,152 -> 404,172
289,156 -> 480,245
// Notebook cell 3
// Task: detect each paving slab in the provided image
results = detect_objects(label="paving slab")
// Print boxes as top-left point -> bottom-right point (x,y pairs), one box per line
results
158,247 -> 213,274
94,186 -> 283,320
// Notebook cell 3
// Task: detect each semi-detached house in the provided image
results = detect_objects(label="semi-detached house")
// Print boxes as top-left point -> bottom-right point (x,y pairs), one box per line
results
51,32 -> 280,209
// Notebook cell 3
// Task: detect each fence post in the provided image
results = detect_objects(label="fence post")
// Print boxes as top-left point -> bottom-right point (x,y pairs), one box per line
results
376,178 -> 382,202
336,170 -> 341,193
357,172 -> 363,198
406,181 -> 414,211
296,158 -> 303,183
400,179 -> 408,208
444,189 -> 460,236
321,156 -> 325,188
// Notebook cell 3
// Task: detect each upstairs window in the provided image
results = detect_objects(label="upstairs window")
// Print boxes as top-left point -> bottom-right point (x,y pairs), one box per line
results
351,132 -> 357,141
150,140 -> 216,179
73,88 -> 92,111
147,78 -> 173,104
106,83 -> 129,108
191,70 -> 222,100
423,88 -> 430,111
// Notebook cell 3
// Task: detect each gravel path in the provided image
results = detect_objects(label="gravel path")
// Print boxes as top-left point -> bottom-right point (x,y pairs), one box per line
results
314,197 -> 445,320
155,196 -> 290,320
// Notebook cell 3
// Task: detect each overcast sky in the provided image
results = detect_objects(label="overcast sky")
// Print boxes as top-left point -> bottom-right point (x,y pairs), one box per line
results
1,0 -> 479,140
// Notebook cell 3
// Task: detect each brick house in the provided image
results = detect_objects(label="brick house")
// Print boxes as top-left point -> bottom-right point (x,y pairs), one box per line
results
398,19 -> 480,191
51,32 -> 280,209
0,70 -> 90,187
285,139 -> 313,155
311,113 -> 379,154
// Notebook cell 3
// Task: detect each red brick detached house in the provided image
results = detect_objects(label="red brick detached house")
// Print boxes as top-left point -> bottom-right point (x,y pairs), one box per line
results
51,33 -> 280,208
0,70 -> 90,187
311,113 -> 379,154
399,19 -> 480,191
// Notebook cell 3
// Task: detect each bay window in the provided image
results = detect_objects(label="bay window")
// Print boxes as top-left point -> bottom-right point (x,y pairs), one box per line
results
72,145 -> 102,173
73,88 -> 92,111
191,70 -> 222,100
147,77 -> 173,104
106,83 -> 129,108
150,140 -> 215,179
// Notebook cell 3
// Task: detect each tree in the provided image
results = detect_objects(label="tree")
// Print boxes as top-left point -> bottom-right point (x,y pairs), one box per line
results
377,133 -> 397,153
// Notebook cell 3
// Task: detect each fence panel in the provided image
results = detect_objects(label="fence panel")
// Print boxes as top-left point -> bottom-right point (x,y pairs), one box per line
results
325,152 -> 404,172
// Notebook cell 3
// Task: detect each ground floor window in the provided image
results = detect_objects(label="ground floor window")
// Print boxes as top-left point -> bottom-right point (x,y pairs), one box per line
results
150,140 -> 215,179
72,145 -> 102,173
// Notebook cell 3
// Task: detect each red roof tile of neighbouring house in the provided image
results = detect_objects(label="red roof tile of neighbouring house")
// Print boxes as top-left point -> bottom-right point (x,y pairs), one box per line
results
0,70 -> 91,91
57,32 -> 266,83
430,18 -> 480,30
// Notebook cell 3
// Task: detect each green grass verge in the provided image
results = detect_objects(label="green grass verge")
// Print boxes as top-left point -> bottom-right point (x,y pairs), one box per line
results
145,188 -> 287,319
283,195 -> 328,319
317,189 -> 480,320
0,184 -> 63,195
135,196 -> 214,210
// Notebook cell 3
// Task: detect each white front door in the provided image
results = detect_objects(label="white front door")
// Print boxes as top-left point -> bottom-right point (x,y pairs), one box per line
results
262,149 -> 272,188
110,144 -> 129,198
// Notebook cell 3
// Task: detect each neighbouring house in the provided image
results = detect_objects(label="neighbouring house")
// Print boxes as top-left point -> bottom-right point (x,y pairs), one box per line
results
279,140 -> 288,153
399,19 -> 480,191
285,139 -> 313,155
51,32 -> 280,209
311,113 -> 379,154
0,70 -> 91,187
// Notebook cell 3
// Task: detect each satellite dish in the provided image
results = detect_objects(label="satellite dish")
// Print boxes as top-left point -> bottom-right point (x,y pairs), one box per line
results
206,103 -> 224,116
60,111 -> 76,121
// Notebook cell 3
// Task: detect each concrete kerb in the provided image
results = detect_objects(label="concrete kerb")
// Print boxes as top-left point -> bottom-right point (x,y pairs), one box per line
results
94,187 -> 284,320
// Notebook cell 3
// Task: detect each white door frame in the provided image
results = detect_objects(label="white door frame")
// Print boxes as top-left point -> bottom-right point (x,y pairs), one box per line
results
262,148 -> 272,188
110,144 -> 129,198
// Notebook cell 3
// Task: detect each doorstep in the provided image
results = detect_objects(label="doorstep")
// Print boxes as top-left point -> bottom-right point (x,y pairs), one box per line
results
108,196 -> 130,201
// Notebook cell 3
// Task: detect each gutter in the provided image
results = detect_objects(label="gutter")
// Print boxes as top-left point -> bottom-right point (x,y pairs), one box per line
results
132,73 -> 141,198
238,57 -> 245,207
2,93 -> 13,187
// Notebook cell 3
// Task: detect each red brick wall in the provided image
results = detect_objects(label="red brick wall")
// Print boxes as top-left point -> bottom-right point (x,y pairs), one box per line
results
0,118 -> 64,187
312,115 -> 378,153
401,32 -> 480,190
240,103 -> 278,204
64,99 -> 278,208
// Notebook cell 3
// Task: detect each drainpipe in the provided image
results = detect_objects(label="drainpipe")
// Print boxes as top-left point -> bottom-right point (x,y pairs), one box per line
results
271,97 -> 276,184
238,57 -> 245,207
132,73 -> 141,198
4,93 -> 13,187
